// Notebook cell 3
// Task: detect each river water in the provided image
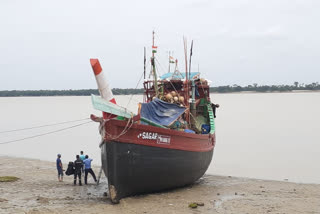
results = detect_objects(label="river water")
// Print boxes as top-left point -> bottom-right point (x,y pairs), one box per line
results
0,92 -> 319,184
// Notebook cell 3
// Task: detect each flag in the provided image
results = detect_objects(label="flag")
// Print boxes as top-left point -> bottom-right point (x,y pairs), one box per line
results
169,56 -> 175,63
152,46 -> 158,53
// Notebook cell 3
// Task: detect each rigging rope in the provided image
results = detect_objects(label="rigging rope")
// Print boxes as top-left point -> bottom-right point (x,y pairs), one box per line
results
155,58 -> 167,76
126,71 -> 145,109
154,59 -> 184,105
0,121 -> 93,145
0,118 -> 90,134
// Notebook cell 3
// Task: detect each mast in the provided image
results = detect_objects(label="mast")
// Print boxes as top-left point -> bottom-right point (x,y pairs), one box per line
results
144,47 -> 146,79
151,31 -> 159,98
189,41 -> 196,128
183,37 -> 190,124
188,40 -> 193,80
168,51 -> 171,73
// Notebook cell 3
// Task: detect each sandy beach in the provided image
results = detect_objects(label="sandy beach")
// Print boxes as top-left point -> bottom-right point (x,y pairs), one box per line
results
0,156 -> 319,214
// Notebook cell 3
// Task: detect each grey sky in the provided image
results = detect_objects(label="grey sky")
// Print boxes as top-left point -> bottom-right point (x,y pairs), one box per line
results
0,0 -> 319,90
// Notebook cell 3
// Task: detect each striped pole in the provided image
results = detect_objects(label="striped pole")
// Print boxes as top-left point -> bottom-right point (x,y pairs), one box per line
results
90,59 -> 116,104
90,59 -> 116,119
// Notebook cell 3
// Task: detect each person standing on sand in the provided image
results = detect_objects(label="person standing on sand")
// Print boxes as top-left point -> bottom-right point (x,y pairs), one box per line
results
80,151 -> 85,172
83,155 -> 97,184
56,154 -> 63,182
74,155 -> 83,186
80,151 -> 85,161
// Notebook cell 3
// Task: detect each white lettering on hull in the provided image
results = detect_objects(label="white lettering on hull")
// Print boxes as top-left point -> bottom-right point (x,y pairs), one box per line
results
137,132 -> 171,145
157,135 -> 171,145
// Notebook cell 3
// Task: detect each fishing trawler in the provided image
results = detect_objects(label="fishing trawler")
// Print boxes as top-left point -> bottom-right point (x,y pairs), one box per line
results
90,32 -> 216,203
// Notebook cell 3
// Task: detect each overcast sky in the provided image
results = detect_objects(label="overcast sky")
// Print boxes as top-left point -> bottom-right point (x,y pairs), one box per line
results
0,0 -> 319,90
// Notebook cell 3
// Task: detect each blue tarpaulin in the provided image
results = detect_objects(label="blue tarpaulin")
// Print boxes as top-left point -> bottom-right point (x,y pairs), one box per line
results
140,98 -> 186,127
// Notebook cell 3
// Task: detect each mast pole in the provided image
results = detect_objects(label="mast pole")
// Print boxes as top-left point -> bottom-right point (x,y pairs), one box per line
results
189,41 -> 196,128
152,31 -> 155,58
168,51 -> 171,73
183,37 -> 190,124
144,47 -> 146,79
189,40 -> 193,80
152,31 -> 159,98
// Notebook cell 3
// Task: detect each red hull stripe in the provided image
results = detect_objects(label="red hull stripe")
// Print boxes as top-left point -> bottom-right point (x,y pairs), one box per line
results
90,58 -> 102,76
104,120 -> 215,152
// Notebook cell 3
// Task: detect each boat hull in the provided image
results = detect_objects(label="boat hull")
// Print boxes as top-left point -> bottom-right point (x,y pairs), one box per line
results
100,119 -> 215,203
101,141 -> 213,203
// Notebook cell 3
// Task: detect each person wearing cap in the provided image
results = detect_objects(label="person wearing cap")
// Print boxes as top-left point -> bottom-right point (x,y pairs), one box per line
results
56,154 -> 63,182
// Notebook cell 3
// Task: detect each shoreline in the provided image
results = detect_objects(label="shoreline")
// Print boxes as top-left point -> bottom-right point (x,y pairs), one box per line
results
210,89 -> 320,94
0,90 -> 319,98
1,156 -> 320,214
1,154 -> 318,185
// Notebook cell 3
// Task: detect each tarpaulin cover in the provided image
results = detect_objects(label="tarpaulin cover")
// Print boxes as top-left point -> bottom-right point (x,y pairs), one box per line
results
140,98 -> 186,127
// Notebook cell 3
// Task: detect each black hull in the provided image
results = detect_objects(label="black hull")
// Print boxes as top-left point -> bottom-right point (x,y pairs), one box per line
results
101,141 -> 213,203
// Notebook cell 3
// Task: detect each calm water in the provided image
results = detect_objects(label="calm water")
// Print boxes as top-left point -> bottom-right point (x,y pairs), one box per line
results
0,92 -> 319,184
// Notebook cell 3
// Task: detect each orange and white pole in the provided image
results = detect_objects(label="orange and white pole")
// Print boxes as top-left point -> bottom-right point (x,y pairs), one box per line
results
90,59 -> 116,104
90,58 -> 116,119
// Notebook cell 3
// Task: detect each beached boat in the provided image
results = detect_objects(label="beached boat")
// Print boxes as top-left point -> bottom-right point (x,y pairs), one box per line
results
90,32 -> 216,203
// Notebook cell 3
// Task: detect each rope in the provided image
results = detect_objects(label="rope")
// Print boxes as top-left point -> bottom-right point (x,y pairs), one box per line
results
111,88 -> 141,103
126,71 -> 145,109
154,56 -> 191,108
0,118 -> 90,134
0,121 -> 93,145
155,58 -> 167,76
104,114 -> 134,140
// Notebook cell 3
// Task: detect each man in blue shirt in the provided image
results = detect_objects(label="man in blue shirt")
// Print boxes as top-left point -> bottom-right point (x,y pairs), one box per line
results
83,155 -> 97,185
56,154 -> 63,182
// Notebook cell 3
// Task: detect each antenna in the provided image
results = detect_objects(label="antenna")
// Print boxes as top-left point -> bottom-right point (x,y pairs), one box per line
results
144,47 -> 146,79
183,37 -> 188,83
188,40 -> 193,80
151,31 -> 159,98
168,51 -> 171,73
183,37 -> 190,124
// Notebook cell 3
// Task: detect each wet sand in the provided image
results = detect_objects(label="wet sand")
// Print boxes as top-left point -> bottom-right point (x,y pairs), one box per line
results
0,156 -> 319,214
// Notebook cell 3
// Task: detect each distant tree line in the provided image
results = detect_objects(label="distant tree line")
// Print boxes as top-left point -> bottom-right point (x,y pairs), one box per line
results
210,82 -> 320,93
0,89 -> 99,97
0,82 -> 319,97
0,88 -> 144,97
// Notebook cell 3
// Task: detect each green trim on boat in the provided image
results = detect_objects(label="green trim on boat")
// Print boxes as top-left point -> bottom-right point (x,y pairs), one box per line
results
92,95 -> 133,118
207,104 -> 215,134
